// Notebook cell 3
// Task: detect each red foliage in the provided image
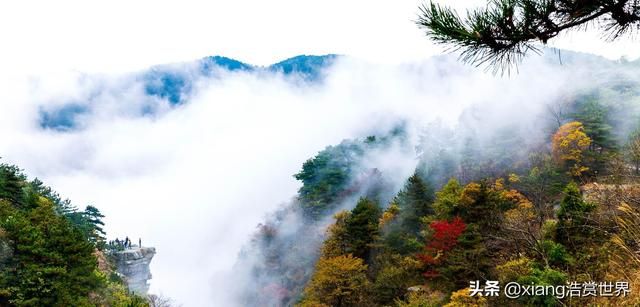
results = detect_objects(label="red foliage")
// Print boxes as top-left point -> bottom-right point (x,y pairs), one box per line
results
418,217 -> 466,279
427,217 -> 466,252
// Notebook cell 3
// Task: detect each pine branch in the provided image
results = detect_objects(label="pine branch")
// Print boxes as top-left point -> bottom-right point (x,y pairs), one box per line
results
417,0 -> 640,73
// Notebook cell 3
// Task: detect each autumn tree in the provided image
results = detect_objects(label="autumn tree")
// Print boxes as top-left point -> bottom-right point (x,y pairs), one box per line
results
321,210 -> 352,258
418,217 -> 467,280
300,254 -> 370,307
443,288 -> 488,307
552,121 -> 592,177
370,255 -> 423,305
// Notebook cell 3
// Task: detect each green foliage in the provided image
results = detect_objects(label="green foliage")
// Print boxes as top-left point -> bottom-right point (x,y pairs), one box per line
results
556,182 -> 596,250
344,198 -> 381,261
417,0 -> 640,71
371,255 -> 422,305
0,161 -> 142,306
572,98 -> 616,152
557,182 -> 595,224
540,240 -> 573,267
380,174 -> 436,255
432,179 -> 462,219
515,267 -> 567,306
320,198 -> 381,261
68,205 -> 107,249
0,198 -> 102,306
519,153 -> 567,208
435,224 -> 490,290
0,164 -> 26,208
394,174 -> 435,235
294,136 -> 392,219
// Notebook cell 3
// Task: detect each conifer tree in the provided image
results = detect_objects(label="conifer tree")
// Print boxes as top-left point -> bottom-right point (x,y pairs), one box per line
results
344,198 -> 381,260
417,0 -> 640,70
394,173 -> 435,234
556,182 -> 595,251
83,205 -> 107,249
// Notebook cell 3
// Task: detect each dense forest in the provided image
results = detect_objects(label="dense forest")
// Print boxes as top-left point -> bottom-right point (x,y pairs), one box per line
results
233,61 -> 640,306
0,163 -> 150,306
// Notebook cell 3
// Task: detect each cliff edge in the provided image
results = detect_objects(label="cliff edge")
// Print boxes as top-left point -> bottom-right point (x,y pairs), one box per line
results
113,247 -> 156,294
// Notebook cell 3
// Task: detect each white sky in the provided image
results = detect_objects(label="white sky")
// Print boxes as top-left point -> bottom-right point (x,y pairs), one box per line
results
0,0 -> 637,74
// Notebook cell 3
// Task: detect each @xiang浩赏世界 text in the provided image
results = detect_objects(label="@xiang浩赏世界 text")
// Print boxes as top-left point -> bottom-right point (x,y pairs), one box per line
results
469,280 -> 630,299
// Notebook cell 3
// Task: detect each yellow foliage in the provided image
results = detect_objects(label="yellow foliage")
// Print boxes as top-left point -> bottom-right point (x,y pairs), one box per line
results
379,203 -> 400,228
494,178 -> 505,191
395,290 -> 446,307
501,189 -> 529,206
443,288 -> 488,307
495,257 -> 533,282
321,210 -> 351,258
508,173 -> 520,183
300,254 -> 370,307
460,183 -> 482,207
551,121 -> 591,176
599,202 -> 640,306
504,201 -> 536,228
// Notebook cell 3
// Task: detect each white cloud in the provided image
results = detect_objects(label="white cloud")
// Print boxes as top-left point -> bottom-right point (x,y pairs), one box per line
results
0,0 -> 637,304
0,54 -> 605,305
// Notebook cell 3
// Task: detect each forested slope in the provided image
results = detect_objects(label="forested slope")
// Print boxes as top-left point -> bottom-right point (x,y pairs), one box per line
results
0,163 -> 148,306
234,57 -> 640,306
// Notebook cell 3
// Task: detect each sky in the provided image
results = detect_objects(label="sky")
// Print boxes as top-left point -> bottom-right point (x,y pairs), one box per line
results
0,1 -> 638,306
0,0 -> 638,74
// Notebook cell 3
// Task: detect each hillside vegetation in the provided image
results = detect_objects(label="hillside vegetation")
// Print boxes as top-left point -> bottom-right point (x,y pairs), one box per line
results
237,69 -> 640,306
0,164 -> 148,306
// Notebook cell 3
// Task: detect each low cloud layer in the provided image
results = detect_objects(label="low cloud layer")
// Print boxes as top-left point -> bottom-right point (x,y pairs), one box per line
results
0,52 -> 620,305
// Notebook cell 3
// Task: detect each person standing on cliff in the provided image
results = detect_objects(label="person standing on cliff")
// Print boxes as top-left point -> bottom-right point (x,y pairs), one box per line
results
139,238 -> 141,248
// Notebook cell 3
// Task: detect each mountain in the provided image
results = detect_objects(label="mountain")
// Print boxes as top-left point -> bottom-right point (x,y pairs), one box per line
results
39,55 -> 339,131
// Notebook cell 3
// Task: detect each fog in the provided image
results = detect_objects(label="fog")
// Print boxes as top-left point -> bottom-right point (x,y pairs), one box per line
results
0,51 -> 622,305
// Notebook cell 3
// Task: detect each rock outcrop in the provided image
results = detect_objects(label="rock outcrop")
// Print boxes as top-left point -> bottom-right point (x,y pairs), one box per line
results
113,247 -> 156,294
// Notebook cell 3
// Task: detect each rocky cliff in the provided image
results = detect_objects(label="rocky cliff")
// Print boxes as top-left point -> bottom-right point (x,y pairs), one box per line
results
113,247 -> 156,294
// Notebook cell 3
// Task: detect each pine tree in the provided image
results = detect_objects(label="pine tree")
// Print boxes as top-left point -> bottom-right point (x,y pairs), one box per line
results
83,205 -> 107,249
344,198 -> 381,260
0,197 -> 102,305
417,0 -> 640,71
556,182 -> 595,250
394,173 -> 435,235
0,164 -> 25,208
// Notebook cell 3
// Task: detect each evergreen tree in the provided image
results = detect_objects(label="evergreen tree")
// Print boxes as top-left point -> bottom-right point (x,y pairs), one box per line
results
0,164 -> 25,208
83,205 -> 107,249
417,0 -> 640,70
0,198 -> 102,305
394,173 -> 435,235
556,182 -> 595,251
573,99 -> 616,152
344,198 -> 381,261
